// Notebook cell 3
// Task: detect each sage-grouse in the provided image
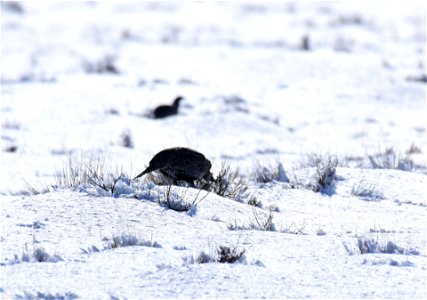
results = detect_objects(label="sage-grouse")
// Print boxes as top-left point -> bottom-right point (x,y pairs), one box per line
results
153,96 -> 183,119
133,147 -> 213,185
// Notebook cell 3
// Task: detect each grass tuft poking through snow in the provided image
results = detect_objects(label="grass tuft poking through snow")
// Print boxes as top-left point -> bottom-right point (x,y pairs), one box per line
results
280,222 -> 308,235
298,151 -> 342,169
5,247 -> 63,264
355,236 -> 420,255
120,129 -> 134,148
292,152 -> 340,194
367,146 -> 414,172
309,153 -> 339,194
217,245 -> 246,263
159,184 -> 208,212
15,291 -> 78,300
209,161 -> 249,201
103,234 -> 161,249
228,208 -> 275,231
251,160 -> 290,183
357,237 -> 403,254
55,153 -> 127,195
351,180 -> 384,201
23,179 -> 52,195
186,245 -> 246,264
82,54 -> 119,74
246,195 -> 263,208
194,251 -> 215,264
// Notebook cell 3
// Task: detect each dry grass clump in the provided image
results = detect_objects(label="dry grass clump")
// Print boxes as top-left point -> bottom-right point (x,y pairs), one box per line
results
104,234 -> 161,249
209,161 -> 249,201
120,130 -> 134,148
367,146 -> 414,172
186,245 -> 246,264
228,208 -> 275,231
251,160 -> 289,183
356,237 -> 408,255
54,153 -> 126,196
82,55 -> 119,74
217,246 -> 246,263
309,154 -> 338,194
297,152 -> 339,194
12,246 -> 63,264
351,180 -> 384,201
159,184 -> 208,212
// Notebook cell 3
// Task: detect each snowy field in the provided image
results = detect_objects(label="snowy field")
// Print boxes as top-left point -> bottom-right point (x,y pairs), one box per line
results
1,1 -> 426,299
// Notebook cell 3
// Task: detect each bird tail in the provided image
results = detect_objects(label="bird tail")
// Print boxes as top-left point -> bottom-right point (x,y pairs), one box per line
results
133,167 -> 150,180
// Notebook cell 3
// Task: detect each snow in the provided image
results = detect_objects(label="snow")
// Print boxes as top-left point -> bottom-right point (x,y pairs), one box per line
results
1,1 -> 426,299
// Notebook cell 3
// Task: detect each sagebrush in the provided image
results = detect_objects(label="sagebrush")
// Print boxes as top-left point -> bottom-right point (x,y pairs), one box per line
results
186,245 -> 246,264
209,161 -> 249,201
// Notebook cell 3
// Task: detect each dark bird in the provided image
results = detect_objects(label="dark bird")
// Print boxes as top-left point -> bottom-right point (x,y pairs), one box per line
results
133,147 -> 213,186
153,96 -> 183,119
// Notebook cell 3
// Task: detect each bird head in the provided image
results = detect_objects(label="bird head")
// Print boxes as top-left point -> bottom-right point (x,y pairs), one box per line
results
173,96 -> 184,107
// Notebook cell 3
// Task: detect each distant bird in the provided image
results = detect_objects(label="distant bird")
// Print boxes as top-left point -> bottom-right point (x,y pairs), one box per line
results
133,147 -> 214,186
153,96 -> 183,119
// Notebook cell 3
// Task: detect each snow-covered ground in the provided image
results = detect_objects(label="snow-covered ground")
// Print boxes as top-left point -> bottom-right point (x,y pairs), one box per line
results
1,1 -> 426,299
